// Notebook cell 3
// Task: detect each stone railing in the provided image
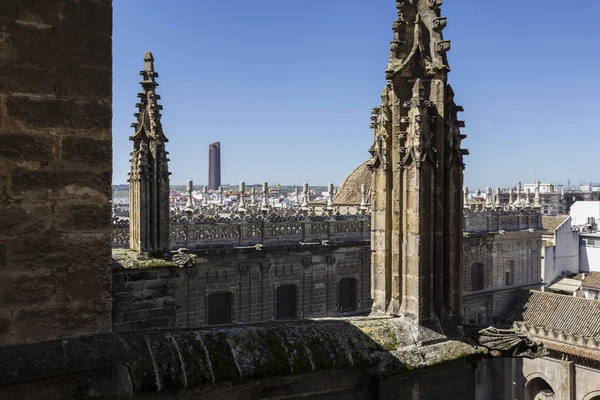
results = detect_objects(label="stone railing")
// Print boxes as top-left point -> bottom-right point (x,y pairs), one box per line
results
112,213 -> 371,250
112,217 -> 130,249
464,210 -> 542,234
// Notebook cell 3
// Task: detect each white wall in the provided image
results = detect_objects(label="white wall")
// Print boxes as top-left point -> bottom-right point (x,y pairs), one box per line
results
579,245 -> 600,272
570,201 -> 600,226
542,217 -> 579,284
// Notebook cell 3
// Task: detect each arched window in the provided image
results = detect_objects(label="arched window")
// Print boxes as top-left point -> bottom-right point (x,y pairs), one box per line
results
525,377 -> 554,400
471,263 -> 484,291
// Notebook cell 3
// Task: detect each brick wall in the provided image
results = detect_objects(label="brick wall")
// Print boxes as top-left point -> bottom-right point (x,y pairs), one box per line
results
0,0 -> 113,345
112,244 -> 371,332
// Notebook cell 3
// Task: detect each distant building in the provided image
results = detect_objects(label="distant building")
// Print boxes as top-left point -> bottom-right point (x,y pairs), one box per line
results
462,208 -> 543,325
541,215 -> 578,284
208,142 -> 221,190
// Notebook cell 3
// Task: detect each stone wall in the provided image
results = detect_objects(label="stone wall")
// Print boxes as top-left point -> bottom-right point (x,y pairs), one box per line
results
112,244 -> 371,332
462,231 -> 543,323
0,319 -> 482,400
0,0 -> 113,346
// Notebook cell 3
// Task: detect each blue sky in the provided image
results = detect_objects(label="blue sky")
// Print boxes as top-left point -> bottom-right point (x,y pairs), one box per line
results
113,0 -> 600,190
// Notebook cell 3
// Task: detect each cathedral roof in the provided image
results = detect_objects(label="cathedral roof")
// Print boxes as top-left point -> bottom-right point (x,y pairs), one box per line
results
501,290 -> 600,339
333,160 -> 373,206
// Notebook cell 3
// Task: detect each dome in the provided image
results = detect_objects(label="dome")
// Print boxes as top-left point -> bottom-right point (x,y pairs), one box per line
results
333,160 -> 373,206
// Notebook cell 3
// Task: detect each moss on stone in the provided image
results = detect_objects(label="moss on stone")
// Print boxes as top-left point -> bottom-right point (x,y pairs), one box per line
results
120,318 -> 485,393
112,249 -> 175,270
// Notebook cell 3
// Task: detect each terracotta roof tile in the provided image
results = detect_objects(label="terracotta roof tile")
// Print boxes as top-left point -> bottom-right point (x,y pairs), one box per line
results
500,290 -> 600,339
582,272 -> 600,290
541,215 -> 569,233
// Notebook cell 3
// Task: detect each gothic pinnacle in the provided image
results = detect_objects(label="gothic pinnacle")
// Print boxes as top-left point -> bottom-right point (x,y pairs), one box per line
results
144,52 -> 155,71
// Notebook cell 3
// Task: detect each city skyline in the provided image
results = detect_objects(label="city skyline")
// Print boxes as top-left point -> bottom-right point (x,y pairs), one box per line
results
113,0 -> 600,190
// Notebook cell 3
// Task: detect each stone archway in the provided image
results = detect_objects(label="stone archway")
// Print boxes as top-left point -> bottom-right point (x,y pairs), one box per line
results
582,391 -> 600,400
525,377 -> 555,400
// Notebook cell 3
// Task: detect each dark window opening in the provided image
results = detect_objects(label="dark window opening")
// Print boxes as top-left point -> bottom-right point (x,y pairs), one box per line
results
471,262 -> 484,291
504,260 -> 515,286
276,285 -> 297,320
207,292 -> 232,325
338,278 -> 357,313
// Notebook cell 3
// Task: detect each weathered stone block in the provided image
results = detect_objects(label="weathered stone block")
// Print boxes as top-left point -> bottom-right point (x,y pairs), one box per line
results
0,65 -> 54,95
12,303 -> 111,344
63,266 -> 111,302
54,66 -> 112,100
61,136 -> 111,165
59,0 -> 112,36
0,22 -> 61,68
54,203 -> 111,232
0,271 -> 56,305
56,29 -> 111,68
5,232 -> 111,272
5,96 -> 111,133
0,132 -> 56,161
0,0 -> 61,27
10,168 -> 111,200
0,203 -> 52,238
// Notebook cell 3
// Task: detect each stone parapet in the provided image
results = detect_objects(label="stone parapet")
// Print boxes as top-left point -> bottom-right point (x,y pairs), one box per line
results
113,214 -> 371,250
464,210 -> 542,234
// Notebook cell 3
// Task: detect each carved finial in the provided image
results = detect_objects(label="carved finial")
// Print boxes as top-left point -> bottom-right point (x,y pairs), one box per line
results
238,181 -> 246,211
324,183 -> 333,211
485,187 -> 493,207
261,182 -> 269,211
301,182 -> 309,210
143,52 -> 155,72
360,183 -> 368,210
293,187 -> 300,208
202,185 -> 208,206
495,188 -> 502,209
463,186 -> 469,209
534,181 -> 541,209
185,180 -> 194,210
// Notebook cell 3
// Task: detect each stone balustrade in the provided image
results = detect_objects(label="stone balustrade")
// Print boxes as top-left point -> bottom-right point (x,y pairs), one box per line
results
112,213 -> 371,250
464,210 -> 542,234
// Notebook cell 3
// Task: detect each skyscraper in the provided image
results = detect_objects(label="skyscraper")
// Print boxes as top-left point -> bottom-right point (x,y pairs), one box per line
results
208,142 -> 221,190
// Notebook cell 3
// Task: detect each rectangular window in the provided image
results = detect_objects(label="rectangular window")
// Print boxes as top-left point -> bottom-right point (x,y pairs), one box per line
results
338,278 -> 357,313
207,292 -> 232,325
504,260 -> 515,286
471,263 -> 484,291
276,285 -> 297,320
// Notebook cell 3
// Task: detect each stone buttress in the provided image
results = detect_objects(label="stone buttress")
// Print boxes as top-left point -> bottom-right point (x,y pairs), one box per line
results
128,52 -> 171,252
369,0 -> 468,325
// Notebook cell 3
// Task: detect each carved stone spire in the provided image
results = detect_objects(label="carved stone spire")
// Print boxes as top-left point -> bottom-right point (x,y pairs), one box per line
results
261,182 -> 269,211
185,180 -> 194,211
533,181 -> 541,209
371,0 -> 467,328
301,183 -> 309,210
495,188 -> 502,208
238,181 -> 246,212
129,52 -> 171,252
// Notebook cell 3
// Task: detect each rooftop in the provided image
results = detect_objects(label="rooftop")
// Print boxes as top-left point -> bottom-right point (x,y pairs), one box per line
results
541,215 -> 569,234
501,290 -> 600,339
582,272 -> 600,290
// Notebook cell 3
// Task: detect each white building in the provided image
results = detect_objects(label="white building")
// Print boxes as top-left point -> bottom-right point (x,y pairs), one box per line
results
570,201 -> 600,272
541,216 -> 579,285
570,201 -> 600,226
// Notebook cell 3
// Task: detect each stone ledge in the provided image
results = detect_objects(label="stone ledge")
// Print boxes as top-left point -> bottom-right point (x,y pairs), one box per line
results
0,318 -> 484,393
0,334 -> 135,386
